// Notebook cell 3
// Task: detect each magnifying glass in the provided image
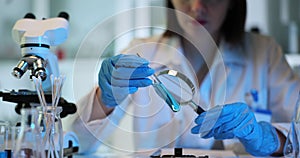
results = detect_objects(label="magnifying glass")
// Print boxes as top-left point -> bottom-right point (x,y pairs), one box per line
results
156,69 -> 223,136
137,53 -> 204,114
156,69 -> 205,114
137,53 -> 184,113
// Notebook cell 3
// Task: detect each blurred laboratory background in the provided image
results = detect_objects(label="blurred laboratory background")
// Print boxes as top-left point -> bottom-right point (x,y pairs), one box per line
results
1,0 -> 300,58
0,0 -> 300,123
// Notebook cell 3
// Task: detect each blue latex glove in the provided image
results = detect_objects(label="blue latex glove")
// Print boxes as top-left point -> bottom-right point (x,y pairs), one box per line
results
191,103 -> 280,156
98,54 -> 154,107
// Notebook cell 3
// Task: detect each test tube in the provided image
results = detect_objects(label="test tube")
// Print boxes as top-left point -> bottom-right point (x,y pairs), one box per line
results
136,53 -> 180,112
152,79 -> 181,112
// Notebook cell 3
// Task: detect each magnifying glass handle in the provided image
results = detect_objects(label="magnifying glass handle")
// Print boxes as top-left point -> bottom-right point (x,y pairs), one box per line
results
190,101 -> 205,114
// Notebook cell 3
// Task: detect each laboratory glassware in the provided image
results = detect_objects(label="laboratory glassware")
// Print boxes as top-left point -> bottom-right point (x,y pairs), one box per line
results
136,53 -> 181,112
0,121 -> 10,157
13,108 -> 45,158
156,69 -> 223,136
151,72 -> 181,112
284,92 -> 300,157
10,126 -> 22,157
157,70 -> 205,114
39,106 -> 63,158
137,53 -> 222,136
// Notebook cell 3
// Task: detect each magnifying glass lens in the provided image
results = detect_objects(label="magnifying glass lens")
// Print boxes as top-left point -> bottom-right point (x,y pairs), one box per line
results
158,74 -> 194,105
156,70 -> 222,137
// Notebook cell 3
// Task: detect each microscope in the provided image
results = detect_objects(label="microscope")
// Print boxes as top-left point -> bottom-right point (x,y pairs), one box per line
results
11,12 -> 69,89
0,12 -> 76,116
0,12 -> 78,157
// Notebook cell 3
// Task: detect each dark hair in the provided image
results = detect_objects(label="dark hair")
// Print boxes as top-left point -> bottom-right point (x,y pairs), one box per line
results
163,0 -> 247,45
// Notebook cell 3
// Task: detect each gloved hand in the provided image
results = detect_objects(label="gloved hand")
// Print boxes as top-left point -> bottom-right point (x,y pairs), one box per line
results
191,103 -> 280,156
98,54 -> 154,107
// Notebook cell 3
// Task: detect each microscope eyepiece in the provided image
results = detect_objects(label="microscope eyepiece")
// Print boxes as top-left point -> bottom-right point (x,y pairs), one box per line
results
58,12 -> 69,21
24,13 -> 36,19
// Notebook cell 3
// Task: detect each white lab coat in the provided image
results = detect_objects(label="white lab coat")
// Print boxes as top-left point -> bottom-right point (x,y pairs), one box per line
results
68,32 -> 300,154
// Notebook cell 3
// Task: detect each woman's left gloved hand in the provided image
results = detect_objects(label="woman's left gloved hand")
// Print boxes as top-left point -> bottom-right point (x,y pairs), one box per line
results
191,102 -> 280,156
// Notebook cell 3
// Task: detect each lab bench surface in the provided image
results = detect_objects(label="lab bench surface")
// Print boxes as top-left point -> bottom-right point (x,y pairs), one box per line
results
72,148 -> 244,158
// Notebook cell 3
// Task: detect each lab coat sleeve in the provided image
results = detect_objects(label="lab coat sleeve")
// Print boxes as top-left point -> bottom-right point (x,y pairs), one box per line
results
67,87 -> 128,154
267,39 -> 300,122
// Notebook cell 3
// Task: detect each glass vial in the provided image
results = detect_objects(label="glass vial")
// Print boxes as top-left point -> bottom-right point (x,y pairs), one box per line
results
39,106 -> 63,158
0,121 -> 10,158
284,92 -> 300,157
13,108 -> 45,158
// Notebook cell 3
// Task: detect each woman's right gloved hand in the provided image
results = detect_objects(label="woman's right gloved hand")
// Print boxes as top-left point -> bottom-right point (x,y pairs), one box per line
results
98,54 -> 154,107
191,103 -> 279,156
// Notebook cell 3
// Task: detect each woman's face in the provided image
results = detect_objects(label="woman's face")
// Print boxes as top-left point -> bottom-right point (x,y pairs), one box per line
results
171,0 -> 231,40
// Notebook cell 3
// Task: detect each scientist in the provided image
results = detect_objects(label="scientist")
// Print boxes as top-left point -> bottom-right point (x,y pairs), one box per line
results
70,0 -> 300,156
